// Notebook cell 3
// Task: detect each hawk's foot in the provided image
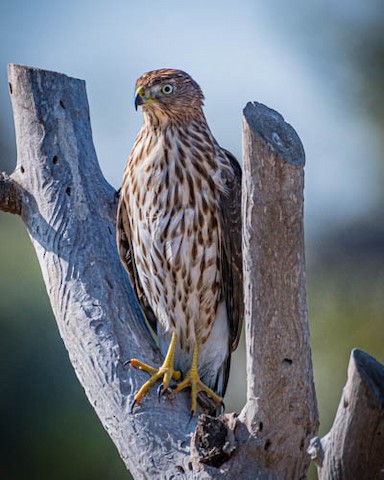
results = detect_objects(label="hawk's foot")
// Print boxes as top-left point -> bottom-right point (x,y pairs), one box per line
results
127,331 -> 181,410
172,341 -> 223,415
172,368 -> 223,415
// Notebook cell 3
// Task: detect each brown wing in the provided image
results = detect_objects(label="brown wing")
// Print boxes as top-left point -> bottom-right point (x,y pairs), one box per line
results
116,192 -> 157,332
219,149 -> 243,352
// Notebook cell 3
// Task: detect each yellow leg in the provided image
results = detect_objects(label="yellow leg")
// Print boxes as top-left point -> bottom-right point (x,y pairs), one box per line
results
172,340 -> 223,414
127,331 -> 181,408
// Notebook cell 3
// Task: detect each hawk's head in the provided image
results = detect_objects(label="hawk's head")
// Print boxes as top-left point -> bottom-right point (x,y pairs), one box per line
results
134,69 -> 204,121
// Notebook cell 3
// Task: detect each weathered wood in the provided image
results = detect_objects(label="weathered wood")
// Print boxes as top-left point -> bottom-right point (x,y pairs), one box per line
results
1,66 -> 320,479
311,349 -> 384,479
239,102 -> 319,478
5,64 -> 196,479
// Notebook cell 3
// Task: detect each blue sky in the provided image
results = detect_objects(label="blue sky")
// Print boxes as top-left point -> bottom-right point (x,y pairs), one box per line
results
0,0 -> 381,240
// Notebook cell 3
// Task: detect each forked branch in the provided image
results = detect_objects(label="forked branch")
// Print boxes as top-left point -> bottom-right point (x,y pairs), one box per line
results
3,64 -> 319,479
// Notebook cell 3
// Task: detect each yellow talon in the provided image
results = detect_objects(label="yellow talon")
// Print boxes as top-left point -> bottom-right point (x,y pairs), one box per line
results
172,341 -> 223,413
128,333 -> 223,414
127,359 -> 159,376
127,331 -> 181,407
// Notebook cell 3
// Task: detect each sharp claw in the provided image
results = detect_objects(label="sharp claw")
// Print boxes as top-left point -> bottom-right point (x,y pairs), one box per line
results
124,359 -> 132,367
129,397 -> 137,413
221,400 -> 226,412
188,410 -> 195,424
157,384 -> 164,401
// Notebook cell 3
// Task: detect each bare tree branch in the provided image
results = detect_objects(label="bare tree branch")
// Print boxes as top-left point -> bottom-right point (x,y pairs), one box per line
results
311,349 -> 384,479
239,102 -> 319,478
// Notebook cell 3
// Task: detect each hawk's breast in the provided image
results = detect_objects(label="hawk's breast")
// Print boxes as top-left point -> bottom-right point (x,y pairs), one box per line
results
123,131 -> 224,352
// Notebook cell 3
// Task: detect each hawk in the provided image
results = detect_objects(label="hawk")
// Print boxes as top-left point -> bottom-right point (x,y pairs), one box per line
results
117,69 -> 243,414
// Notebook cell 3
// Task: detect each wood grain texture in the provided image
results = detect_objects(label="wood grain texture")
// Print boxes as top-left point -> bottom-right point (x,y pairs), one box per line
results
315,349 -> 384,479
240,102 -> 319,479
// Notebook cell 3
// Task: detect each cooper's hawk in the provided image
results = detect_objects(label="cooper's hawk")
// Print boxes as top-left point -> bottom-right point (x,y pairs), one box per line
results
117,69 -> 243,414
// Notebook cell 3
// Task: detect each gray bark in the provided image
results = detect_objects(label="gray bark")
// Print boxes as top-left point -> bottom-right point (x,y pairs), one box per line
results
1,66 -> 320,479
239,102 -> 319,478
309,349 -> 384,479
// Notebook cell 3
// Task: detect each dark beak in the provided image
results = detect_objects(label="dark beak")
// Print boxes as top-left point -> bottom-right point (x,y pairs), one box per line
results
134,93 -> 144,111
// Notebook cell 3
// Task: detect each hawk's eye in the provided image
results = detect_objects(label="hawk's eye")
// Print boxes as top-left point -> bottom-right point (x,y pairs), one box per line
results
161,84 -> 174,95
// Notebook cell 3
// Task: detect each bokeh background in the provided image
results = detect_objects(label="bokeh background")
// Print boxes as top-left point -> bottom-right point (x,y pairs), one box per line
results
1,1 -> 383,479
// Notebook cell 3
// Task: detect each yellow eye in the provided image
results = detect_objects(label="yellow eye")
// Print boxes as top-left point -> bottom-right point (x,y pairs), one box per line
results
161,84 -> 174,95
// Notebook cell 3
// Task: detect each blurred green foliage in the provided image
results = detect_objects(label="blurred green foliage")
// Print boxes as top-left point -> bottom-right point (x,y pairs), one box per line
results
308,221 -> 384,435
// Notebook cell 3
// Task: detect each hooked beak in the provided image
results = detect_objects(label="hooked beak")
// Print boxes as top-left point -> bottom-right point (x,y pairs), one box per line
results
134,90 -> 145,111
134,86 -> 158,111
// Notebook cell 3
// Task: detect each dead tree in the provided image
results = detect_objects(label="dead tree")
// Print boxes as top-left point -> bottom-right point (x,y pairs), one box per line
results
308,349 -> 384,479
0,65 -> 382,479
